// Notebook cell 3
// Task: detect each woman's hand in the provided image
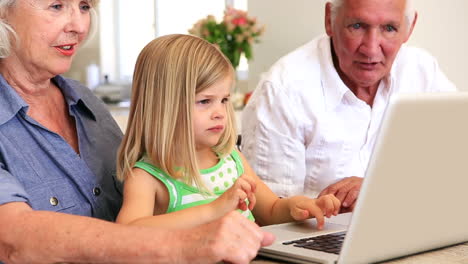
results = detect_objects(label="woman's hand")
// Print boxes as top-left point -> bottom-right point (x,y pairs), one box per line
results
211,174 -> 257,216
288,194 -> 340,229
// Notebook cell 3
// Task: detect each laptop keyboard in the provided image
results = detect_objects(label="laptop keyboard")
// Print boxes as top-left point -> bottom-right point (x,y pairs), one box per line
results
282,231 -> 347,255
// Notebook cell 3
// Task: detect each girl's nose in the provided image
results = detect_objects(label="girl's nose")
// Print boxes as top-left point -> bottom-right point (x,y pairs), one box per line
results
212,105 -> 225,120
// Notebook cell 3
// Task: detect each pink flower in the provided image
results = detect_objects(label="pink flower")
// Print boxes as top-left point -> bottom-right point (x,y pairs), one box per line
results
232,17 -> 247,26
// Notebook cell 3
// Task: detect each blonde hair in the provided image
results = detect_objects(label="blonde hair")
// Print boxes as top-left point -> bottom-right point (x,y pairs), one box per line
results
117,34 -> 237,192
0,0 -> 100,58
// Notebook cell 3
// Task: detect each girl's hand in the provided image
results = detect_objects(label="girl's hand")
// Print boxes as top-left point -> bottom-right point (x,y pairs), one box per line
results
288,194 -> 340,229
211,174 -> 257,216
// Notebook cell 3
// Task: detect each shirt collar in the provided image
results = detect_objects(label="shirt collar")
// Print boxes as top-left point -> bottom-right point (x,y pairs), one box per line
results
319,36 -> 349,111
0,74 -> 96,126
319,36 -> 393,111
0,74 -> 28,126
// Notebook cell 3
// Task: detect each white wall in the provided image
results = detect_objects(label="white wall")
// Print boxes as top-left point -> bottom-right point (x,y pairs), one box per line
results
407,0 -> 468,91
248,0 -> 468,92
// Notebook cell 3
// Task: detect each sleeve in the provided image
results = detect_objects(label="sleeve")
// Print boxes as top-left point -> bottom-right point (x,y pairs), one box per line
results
241,79 -> 307,197
0,161 -> 29,206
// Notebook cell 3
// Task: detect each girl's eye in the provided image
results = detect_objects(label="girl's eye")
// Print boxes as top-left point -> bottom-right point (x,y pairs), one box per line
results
197,99 -> 210,105
222,97 -> 229,104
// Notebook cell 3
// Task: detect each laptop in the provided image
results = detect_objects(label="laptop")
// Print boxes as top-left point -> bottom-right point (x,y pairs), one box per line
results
259,92 -> 468,264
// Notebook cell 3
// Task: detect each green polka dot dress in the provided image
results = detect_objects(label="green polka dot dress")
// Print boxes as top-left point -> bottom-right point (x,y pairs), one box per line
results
134,150 -> 255,221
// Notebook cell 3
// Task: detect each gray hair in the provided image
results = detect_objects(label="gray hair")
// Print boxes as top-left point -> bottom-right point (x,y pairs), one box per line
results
328,0 -> 416,32
0,0 -> 100,59
0,0 -> 16,58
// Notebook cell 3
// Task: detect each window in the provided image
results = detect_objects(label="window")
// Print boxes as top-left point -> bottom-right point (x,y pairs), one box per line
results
100,0 -> 247,84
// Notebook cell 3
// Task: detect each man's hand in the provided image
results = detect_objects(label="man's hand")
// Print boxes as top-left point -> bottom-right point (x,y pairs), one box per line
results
318,176 -> 363,213
177,211 -> 275,264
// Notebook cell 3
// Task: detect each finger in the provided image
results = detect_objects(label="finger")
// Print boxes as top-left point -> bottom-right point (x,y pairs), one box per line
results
325,198 -> 336,218
342,188 -> 359,208
237,179 -> 256,210
226,212 -> 263,261
233,212 -> 266,250
238,200 -> 248,211
334,180 -> 356,203
247,191 -> 256,210
261,231 -> 276,247
339,177 -> 362,207
239,174 -> 257,193
290,207 -> 309,221
314,210 -> 325,230
316,197 -> 329,218
332,195 -> 341,215
238,178 -> 254,197
323,196 -> 338,218
335,185 -> 351,203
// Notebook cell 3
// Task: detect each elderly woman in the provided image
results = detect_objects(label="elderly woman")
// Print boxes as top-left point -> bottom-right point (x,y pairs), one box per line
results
0,1 -> 273,263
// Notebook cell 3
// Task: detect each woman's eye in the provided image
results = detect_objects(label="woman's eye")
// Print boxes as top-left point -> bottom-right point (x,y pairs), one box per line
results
51,4 -> 63,10
222,98 -> 229,104
80,4 -> 91,11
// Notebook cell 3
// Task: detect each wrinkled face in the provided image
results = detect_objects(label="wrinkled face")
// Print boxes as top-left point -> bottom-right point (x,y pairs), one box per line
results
4,0 -> 91,77
325,0 -> 414,90
193,76 -> 232,150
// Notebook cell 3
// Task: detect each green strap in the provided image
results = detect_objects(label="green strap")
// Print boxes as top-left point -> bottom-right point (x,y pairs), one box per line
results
231,149 -> 244,175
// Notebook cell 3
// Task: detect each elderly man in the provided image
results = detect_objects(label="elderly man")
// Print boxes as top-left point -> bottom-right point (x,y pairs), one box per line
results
242,0 -> 456,212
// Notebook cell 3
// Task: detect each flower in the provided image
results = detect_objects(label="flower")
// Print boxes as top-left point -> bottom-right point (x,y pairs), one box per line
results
189,7 -> 265,69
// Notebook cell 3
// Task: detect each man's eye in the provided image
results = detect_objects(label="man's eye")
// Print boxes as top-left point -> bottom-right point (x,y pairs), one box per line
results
351,23 -> 362,29
384,25 -> 396,32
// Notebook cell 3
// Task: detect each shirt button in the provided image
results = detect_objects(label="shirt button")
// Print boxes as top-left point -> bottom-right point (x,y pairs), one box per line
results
50,197 -> 59,206
93,187 -> 101,196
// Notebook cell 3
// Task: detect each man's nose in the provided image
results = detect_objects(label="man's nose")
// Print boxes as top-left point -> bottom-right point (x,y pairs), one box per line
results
359,28 -> 382,59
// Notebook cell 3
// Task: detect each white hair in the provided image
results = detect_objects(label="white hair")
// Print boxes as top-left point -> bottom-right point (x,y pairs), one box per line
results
0,0 -> 100,58
328,0 -> 416,32
0,0 -> 15,58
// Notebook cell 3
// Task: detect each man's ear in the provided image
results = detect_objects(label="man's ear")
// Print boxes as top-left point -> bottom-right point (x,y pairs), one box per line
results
405,11 -> 418,42
325,2 -> 333,37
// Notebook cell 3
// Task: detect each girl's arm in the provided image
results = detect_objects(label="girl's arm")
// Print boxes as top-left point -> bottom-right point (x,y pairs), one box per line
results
116,168 -> 256,229
239,152 -> 340,228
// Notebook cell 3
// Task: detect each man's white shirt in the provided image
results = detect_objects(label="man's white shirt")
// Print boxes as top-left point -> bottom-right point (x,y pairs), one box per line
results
241,35 -> 457,198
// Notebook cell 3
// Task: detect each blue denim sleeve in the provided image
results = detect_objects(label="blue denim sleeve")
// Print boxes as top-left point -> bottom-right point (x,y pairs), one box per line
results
0,161 -> 29,205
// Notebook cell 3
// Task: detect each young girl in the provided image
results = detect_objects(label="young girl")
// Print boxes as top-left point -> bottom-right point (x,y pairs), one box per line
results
116,34 -> 340,230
